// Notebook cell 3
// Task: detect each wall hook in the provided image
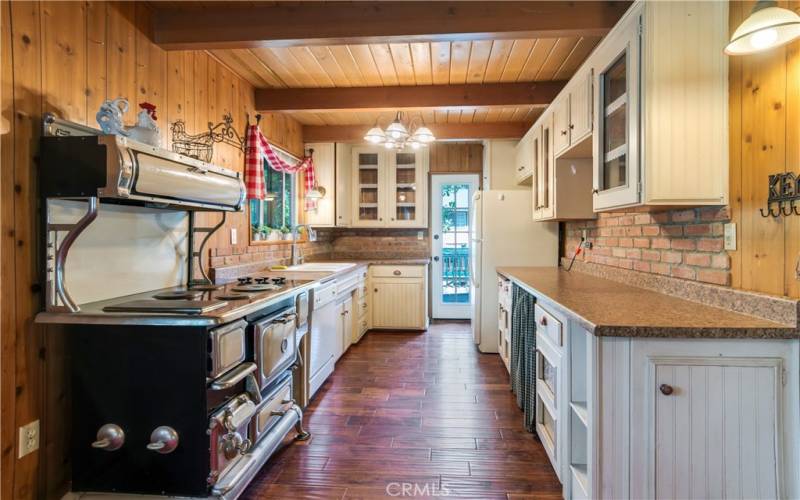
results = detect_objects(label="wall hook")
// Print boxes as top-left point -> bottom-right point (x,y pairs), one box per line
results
760,205 -> 781,218
782,203 -> 793,217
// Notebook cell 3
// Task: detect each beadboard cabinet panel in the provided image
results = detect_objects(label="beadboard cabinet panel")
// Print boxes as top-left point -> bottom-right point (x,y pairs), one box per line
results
643,0 -> 728,205
653,361 -> 779,500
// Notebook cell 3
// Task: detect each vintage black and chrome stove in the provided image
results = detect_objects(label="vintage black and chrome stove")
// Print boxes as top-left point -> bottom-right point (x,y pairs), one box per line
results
35,115 -> 311,499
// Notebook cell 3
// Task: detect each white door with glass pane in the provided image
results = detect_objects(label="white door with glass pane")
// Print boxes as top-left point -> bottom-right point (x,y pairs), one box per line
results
431,175 -> 478,319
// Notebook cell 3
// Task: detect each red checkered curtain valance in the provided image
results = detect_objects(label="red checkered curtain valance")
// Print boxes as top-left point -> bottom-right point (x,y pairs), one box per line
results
244,124 -> 315,207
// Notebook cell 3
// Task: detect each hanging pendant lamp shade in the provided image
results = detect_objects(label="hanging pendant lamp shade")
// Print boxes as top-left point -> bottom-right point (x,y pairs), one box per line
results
726,1 -> 800,55
386,113 -> 409,140
412,125 -> 435,143
364,126 -> 386,144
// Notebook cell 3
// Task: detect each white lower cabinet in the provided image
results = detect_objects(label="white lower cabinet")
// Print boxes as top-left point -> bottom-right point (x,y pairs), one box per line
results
335,294 -> 353,360
628,339 -> 796,500
527,298 -> 800,500
369,265 -> 429,330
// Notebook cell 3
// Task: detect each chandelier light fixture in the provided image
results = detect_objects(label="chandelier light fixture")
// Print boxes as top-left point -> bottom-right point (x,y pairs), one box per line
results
364,111 -> 436,150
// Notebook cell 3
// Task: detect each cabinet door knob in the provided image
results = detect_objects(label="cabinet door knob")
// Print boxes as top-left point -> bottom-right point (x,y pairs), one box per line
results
561,130 -> 568,136
659,384 -> 674,396
540,316 -> 548,326
569,124 -> 575,130
374,288 -> 378,292
592,188 -> 599,195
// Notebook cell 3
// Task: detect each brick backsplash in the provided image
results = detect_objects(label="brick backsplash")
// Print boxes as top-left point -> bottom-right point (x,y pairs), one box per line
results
331,228 -> 430,260
207,227 -> 430,270
563,207 -> 731,286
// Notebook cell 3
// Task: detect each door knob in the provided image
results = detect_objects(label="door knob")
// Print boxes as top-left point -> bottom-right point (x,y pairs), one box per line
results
91,423 -> 125,451
659,384 -> 674,396
147,426 -> 179,454
433,256 -> 440,262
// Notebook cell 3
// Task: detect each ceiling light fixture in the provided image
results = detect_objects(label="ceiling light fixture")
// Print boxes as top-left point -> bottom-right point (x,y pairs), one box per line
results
363,111 -> 436,149
726,0 -> 800,55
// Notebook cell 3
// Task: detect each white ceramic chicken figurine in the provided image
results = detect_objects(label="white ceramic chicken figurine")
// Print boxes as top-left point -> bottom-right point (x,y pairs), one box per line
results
126,102 -> 161,147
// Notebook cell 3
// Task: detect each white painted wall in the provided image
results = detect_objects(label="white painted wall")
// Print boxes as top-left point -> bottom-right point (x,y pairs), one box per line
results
482,139 -> 525,190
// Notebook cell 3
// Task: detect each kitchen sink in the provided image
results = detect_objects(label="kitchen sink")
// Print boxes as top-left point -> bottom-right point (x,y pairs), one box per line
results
284,263 -> 357,272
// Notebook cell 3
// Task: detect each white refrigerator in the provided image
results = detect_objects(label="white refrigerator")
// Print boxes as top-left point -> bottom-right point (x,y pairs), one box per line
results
469,190 -> 558,353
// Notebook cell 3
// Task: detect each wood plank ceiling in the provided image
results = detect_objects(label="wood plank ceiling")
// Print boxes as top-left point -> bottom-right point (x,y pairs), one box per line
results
210,37 -> 600,126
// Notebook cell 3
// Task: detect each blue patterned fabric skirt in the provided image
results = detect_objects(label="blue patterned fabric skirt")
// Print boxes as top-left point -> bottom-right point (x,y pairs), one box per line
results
510,284 -> 536,433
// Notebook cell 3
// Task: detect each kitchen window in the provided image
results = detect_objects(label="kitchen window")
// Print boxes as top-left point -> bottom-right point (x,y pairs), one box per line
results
250,147 -> 298,240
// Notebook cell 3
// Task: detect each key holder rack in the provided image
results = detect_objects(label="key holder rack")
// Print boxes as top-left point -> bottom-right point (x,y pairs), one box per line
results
760,172 -> 800,218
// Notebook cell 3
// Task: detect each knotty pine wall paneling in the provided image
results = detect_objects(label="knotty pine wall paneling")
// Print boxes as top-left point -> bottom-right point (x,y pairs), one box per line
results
728,0 -> 800,298
0,2 -> 303,498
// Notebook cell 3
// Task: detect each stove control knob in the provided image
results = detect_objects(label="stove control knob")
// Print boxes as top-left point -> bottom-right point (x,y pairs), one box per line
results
91,423 -> 125,451
146,426 -> 179,454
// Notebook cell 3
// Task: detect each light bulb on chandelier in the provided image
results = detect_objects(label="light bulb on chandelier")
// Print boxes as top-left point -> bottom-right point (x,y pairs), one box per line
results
363,111 -> 436,149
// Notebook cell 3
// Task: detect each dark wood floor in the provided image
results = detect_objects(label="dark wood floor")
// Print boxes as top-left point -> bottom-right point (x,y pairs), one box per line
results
241,321 -> 562,499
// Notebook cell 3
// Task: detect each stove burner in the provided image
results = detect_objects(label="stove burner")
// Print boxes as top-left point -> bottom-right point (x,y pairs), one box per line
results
272,277 -> 287,285
237,277 -> 253,285
215,294 -> 250,301
255,277 -> 270,285
188,284 -> 221,291
153,291 -> 203,300
230,284 -> 280,293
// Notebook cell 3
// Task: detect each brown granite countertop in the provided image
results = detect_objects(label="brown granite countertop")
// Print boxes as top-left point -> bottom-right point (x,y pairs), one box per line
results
497,266 -> 799,339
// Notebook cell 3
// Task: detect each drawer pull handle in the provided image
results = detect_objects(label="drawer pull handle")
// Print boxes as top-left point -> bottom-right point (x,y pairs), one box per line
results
393,270 -> 401,276
659,384 -> 674,396
540,316 -> 548,327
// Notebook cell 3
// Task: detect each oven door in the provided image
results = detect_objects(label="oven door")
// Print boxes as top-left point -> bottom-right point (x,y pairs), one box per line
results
208,393 -> 257,486
254,308 -> 297,390
208,320 -> 247,379
251,374 -> 293,445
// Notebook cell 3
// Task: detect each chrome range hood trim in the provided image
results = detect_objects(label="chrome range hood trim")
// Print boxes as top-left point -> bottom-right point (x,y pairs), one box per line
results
42,113 -> 247,212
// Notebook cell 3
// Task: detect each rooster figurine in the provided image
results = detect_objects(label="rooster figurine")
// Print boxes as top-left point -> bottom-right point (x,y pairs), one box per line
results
126,102 -> 161,147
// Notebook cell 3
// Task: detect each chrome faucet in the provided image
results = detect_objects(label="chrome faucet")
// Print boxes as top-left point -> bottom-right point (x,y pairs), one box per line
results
291,224 -> 317,266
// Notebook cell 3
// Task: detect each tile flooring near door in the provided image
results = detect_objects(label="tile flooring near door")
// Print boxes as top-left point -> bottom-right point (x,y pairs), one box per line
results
242,321 -> 561,499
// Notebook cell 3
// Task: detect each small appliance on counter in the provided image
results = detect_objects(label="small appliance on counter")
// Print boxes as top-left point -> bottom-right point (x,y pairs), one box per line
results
36,115 -> 310,499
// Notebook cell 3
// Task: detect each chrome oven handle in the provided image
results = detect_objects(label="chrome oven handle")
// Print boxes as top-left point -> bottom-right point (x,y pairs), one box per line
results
210,362 -> 256,391
274,313 -> 298,324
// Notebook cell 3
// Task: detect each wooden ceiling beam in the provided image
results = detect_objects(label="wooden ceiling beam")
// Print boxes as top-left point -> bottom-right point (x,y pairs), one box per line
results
255,82 -> 564,112
152,1 -> 632,50
303,122 -> 530,142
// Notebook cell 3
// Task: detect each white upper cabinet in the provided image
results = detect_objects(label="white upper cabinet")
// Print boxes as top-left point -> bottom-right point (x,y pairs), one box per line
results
553,67 -> 593,159
335,143 -> 352,227
351,146 -> 428,228
592,1 -> 728,211
515,127 -> 534,185
568,70 -> 593,148
304,143 -> 336,227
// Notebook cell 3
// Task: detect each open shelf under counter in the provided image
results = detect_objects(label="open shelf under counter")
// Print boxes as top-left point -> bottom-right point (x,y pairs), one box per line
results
569,401 -> 588,427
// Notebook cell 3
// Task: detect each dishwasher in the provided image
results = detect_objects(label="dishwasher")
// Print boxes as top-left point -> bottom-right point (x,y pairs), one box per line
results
308,279 -> 338,399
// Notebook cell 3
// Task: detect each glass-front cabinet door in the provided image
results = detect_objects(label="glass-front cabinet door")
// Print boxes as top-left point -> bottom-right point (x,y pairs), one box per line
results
387,148 -> 427,227
593,12 -> 640,210
351,147 -> 386,227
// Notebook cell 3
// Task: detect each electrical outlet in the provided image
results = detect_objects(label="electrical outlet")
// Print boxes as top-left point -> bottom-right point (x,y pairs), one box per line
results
723,223 -> 736,251
230,228 -> 237,246
417,231 -> 423,241
18,420 -> 39,458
